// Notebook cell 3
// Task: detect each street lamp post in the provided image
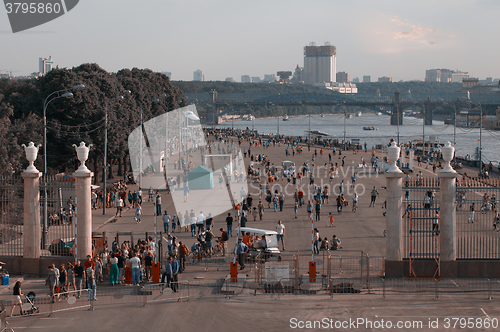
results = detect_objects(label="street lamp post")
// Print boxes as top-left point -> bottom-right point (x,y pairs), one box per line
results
479,104 -> 482,170
343,106 -> 346,151
397,104 -> 400,146
139,94 -> 166,188
163,100 -> 181,181
43,84 -> 85,248
103,90 -> 131,215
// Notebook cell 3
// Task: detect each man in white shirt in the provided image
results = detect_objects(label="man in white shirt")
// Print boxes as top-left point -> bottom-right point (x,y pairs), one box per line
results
197,211 -> 205,235
130,252 -> 141,286
116,198 -> 123,217
163,211 -> 170,233
276,220 -> 285,251
137,188 -> 143,205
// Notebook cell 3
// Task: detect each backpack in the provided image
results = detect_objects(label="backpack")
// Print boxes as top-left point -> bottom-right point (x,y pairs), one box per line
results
222,231 -> 229,241
180,244 -> 188,255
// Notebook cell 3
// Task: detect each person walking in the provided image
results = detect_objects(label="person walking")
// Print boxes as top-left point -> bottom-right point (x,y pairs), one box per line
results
468,203 -> 475,223
85,264 -> 96,301
135,204 -> 142,223
116,197 -> 123,217
307,200 -> 313,219
278,192 -> 285,212
163,210 -> 170,233
276,220 -> 285,251
432,210 -> 440,235
9,281 -> 23,317
226,213 -> 234,237
236,238 -> 249,270
156,191 -> 162,216
46,265 -> 58,303
258,201 -> 264,221
315,200 -> 321,222
369,186 -> 379,207
329,212 -> 335,227
73,260 -> 84,298
179,241 -> 189,272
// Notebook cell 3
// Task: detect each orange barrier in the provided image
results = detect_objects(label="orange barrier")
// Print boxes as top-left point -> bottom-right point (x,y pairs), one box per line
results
152,263 -> 160,283
309,261 -> 316,282
230,262 -> 238,282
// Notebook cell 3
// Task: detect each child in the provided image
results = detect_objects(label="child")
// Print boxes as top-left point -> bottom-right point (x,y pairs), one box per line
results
252,207 -> 258,221
329,212 -> 335,227
294,202 -> 298,219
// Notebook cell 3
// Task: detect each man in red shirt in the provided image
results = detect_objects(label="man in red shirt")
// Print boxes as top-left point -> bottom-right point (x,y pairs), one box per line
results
298,189 -> 304,207
84,255 -> 95,270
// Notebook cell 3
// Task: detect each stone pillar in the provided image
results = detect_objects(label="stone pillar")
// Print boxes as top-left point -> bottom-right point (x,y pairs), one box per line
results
72,142 -> 94,260
439,142 -> 457,261
21,142 -> 42,258
385,142 -> 404,261
22,172 -> 42,258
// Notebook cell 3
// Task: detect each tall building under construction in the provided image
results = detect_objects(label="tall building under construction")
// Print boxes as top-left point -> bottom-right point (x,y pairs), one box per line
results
303,42 -> 336,85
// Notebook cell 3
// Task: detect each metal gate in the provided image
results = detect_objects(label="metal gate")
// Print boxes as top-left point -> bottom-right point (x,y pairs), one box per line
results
0,176 -> 24,256
456,185 -> 500,259
40,175 -> 76,257
402,185 -> 441,260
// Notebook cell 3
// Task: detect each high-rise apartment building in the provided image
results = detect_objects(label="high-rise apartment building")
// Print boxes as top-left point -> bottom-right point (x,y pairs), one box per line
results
303,42 -> 336,85
425,69 -> 469,83
363,75 -> 371,83
241,75 -> 252,83
39,56 -> 54,75
193,69 -> 204,81
378,76 -> 393,83
263,74 -> 276,82
161,72 -> 172,79
336,71 -> 349,83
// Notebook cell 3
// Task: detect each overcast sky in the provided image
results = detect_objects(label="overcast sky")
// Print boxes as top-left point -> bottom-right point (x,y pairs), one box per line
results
1,0 -> 499,82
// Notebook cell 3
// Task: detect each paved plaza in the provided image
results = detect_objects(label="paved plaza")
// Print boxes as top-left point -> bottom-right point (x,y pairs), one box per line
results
1,133 -> 498,331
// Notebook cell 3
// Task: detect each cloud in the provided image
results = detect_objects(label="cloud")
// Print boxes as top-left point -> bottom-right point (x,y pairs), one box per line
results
390,16 -> 440,45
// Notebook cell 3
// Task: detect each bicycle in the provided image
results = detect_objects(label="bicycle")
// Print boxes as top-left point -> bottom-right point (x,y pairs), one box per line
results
352,200 -> 357,212
213,238 -> 225,257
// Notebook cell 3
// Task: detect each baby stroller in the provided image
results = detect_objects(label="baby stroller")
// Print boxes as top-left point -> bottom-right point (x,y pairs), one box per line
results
22,291 -> 39,315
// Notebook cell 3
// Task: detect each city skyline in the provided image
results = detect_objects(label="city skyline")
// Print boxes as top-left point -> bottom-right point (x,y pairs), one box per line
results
1,0 -> 499,82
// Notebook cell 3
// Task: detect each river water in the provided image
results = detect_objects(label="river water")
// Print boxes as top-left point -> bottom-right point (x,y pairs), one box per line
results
217,114 -> 500,164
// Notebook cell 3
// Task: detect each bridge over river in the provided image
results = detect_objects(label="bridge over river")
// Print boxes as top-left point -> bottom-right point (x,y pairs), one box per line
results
184,90 -> 500,125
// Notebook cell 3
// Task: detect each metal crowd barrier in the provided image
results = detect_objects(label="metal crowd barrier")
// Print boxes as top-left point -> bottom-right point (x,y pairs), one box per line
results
4,277 -> 500,324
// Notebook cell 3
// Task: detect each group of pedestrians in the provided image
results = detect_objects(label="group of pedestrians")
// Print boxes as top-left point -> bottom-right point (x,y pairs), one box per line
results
45,255 -> 102,303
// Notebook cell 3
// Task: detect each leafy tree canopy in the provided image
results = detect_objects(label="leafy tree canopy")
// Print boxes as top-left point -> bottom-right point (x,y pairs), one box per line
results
0,64 -> 185,176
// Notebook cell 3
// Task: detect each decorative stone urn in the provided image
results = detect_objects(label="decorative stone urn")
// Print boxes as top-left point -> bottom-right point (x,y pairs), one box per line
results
73,142 -> 92,173
387,141 -> 402,173
21,142 -> 41,173
441,141 -> 455,173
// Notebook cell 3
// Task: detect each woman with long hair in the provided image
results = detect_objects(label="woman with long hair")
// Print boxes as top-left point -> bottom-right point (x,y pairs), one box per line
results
59,264 -> 67,298
109,252 -> 119,285
9,281 -> 23,317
